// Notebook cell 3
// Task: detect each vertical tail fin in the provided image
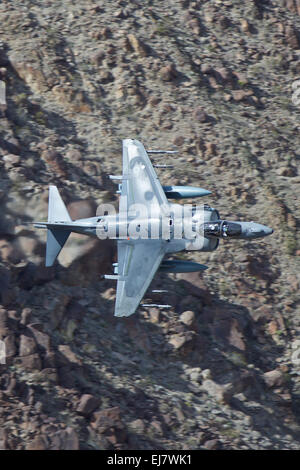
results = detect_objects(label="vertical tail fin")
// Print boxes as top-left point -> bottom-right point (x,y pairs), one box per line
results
46,186 -> 71,267
46,228 -> 70,267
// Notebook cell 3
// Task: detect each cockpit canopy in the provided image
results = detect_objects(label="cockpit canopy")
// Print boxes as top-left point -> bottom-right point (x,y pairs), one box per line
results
203,220 -> 242,238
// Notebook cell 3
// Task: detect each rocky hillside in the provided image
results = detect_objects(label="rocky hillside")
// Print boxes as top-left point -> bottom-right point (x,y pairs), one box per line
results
0,0 -> 299,450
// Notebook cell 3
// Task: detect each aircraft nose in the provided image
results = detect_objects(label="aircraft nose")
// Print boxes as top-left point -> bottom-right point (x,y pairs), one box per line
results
250,223 -> 273,238
264,225 -> 273,236
239,222 -> 273,238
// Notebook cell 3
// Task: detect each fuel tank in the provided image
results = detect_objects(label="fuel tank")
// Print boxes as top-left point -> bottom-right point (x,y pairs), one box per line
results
163,185 -> 211,199
160,259 -> 208,273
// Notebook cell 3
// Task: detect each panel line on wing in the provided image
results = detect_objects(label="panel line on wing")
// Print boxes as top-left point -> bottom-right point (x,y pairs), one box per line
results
124,244 -> 133,276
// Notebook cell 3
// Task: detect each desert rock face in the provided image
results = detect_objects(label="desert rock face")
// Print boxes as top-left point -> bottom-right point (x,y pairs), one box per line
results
0,0 -> 299,450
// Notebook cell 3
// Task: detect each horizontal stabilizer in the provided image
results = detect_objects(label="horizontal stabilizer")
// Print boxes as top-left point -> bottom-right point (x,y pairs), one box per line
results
46,229 -> 70,267
48,185 -> 71,223
45,186 -> 72,267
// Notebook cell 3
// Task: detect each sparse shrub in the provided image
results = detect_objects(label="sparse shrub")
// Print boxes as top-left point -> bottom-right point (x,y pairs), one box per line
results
35,111 -> 47,126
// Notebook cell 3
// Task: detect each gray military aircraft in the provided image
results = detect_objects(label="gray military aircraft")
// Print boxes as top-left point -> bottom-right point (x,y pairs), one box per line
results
35,139 -> 273,317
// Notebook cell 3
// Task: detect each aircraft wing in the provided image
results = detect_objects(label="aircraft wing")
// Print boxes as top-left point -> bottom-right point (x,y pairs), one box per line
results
114,239 -> 167,317
120,139 -> 170,216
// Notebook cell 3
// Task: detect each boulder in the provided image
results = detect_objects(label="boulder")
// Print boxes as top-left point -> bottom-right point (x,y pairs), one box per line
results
77,394 -> 101,417
202,379 -> 234,404
19,334 -> 37,356
263,369 -> 285,388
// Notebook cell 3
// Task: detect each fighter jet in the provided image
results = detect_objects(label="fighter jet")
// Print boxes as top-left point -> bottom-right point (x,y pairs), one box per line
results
35,139 -> 273,317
